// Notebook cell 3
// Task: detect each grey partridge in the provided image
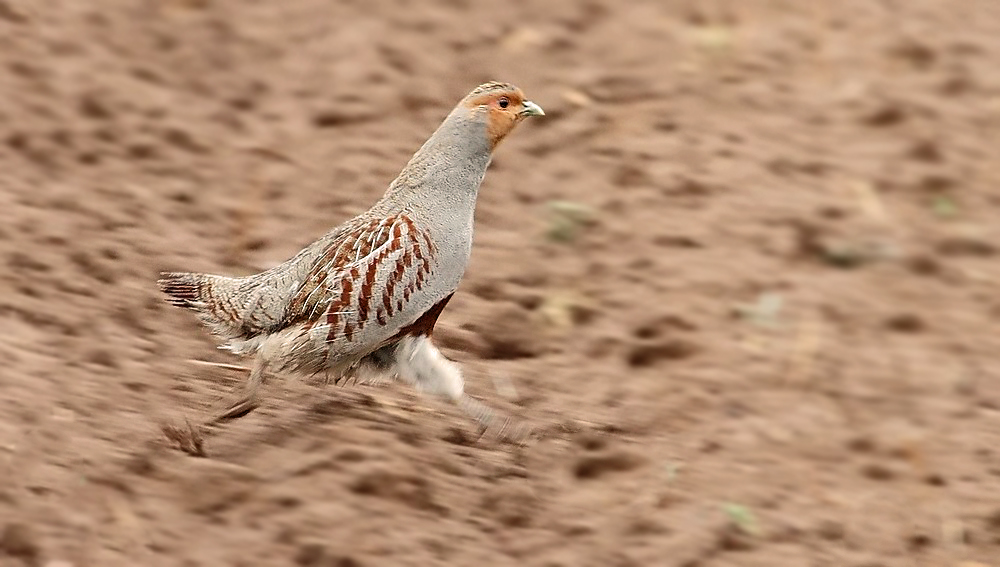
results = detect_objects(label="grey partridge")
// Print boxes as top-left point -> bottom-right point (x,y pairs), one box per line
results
158,81 -> 544,439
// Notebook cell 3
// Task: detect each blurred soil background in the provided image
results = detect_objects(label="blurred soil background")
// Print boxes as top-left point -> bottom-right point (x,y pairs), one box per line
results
1,0 -> 999,565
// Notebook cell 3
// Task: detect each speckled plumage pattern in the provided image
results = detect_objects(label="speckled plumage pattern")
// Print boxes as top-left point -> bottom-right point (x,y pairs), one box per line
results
158,82 -> 543,439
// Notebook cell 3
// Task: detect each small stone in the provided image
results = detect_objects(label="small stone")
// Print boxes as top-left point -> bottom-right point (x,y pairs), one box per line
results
0,522 -> 40,560
295,543 -> 327,566
816,519 -> 846,540
860,462 -> 897,481
885,313 -> 925,333
573,451 -> 646,479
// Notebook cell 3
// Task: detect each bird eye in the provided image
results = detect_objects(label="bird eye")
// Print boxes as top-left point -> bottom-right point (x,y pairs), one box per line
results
498,97 -> 509,109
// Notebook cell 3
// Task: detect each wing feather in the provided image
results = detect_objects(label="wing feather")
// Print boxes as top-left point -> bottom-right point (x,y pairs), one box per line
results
282,211 -> 437,347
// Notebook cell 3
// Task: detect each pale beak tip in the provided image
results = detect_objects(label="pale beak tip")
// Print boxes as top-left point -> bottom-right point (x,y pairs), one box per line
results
521,100 -> 545,117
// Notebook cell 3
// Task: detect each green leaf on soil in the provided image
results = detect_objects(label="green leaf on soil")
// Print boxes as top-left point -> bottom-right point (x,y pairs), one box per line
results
545,200 -> 595,243
722,503 -> 759,536
734,292 -> 784,328
931,195 -> 958,218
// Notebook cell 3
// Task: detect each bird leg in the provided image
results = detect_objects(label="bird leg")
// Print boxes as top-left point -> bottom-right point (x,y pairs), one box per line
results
393,335 -> 531,444
210,357 -> 265,424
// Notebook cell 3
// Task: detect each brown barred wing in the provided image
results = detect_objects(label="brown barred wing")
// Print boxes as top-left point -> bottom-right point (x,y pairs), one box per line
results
283,213 -> 438,344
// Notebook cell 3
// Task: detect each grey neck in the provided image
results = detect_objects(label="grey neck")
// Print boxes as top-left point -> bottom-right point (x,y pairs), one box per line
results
380,107 -> 493,213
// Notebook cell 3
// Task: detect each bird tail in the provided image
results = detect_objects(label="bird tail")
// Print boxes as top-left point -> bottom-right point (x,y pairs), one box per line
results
157,271 -> 208,308
157,271 -> 249,342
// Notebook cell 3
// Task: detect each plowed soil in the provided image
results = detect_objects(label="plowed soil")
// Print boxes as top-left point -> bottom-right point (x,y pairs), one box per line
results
2,1 -> 999,565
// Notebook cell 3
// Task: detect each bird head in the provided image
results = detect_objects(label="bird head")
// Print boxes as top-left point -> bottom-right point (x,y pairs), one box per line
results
460,82 -> 544,150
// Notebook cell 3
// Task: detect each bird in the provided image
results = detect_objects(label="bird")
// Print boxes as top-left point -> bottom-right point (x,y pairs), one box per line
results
157,81 -> 544,440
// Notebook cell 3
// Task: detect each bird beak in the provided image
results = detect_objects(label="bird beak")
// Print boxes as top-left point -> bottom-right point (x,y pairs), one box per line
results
520,100 -> 545,117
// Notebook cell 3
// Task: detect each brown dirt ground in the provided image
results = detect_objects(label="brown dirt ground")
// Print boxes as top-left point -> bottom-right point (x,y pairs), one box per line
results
1,0 -> 1000,565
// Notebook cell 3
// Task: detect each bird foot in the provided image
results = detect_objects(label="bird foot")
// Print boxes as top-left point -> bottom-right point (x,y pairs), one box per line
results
210,395 -> 261,424
458,395 -> 535,446
475,415 -> 536,447
161,418 -> 208,457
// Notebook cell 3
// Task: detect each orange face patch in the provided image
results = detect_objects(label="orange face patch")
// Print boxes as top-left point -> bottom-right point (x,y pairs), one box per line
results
464,88 -> 528,149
